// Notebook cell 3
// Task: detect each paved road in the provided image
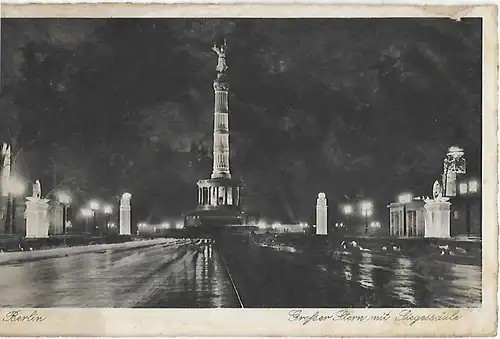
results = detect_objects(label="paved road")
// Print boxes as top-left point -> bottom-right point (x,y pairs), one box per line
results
217,235 -> 482,308
0,239 -> 239,308
0,234 -> 481,308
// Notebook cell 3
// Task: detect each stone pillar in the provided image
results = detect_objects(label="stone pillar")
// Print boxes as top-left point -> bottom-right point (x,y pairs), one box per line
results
416,207 -> 426,237
399,210 -> 404,236
444,171 -> 457,197
119,193 -> 132,235
25,197 -> 50,238
316,192 -> 328,235
424,198 -> 451,238
402,210 -> 406,237
227,186 -> 233,205
219,186 -> 225,205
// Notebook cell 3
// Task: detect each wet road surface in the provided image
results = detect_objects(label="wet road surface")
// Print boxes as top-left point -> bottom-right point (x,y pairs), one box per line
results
217,235 -> 482,308
0,235 -> 481,308
0,239 -> 239,308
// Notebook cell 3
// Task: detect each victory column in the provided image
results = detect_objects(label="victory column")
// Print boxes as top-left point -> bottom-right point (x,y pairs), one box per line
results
184,40 -> 245,232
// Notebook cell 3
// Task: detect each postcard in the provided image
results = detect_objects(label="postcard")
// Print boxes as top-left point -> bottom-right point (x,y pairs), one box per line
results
0,3 -> 497,337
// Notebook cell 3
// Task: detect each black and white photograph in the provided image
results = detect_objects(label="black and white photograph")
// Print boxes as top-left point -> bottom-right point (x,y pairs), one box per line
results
0,11 -> 495,324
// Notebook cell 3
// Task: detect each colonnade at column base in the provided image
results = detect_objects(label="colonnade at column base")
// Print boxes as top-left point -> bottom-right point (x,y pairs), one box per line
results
182,177 -> 245,228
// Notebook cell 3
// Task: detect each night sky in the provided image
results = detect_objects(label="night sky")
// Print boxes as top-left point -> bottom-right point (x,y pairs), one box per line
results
0,18 -> 482,225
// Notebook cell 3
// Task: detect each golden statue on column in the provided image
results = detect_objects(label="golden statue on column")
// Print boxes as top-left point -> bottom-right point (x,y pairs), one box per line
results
212,39 -> 228,73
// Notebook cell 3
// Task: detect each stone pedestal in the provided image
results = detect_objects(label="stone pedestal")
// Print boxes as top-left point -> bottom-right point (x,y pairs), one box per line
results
120,193 -> 131,235
424,198 -> 451,238
25,197 -> 50,238
316,192 -> 328,235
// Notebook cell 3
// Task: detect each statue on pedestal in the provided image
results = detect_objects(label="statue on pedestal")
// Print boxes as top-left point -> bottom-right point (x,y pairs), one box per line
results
212,39 -> 228,73
33,180 -> 41,199
26,180 -> 49,238
432,180 -> 443,200
424,180 -> 451,238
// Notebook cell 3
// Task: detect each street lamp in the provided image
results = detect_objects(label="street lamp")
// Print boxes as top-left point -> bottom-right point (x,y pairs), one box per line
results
80,207 -> 93,234
89,200 -> 100,236
342,204 -> 353,215
8,177 -> 25,196
103,205 -> 113,215
360,201 -> 373,235
340,204 -> 353,232
103,204 -> 113,235
57,191 -> 72,235
398,193 -> 413,237
7,177 -> 26,234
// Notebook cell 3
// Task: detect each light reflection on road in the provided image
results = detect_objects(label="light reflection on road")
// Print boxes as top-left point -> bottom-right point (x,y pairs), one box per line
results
392,256 -> 416,306
260,240 -> 481,307
0,240 -> 239,308
358,252 -> 374,289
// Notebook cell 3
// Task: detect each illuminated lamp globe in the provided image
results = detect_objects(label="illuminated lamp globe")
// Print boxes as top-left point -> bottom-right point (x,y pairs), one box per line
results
342,204 -> 353,215
80,208 -> 93,218
360,201 -> 373,212
89,200 -> 100,211
8,177 -> 26,197
103,205 -> 113,215
57,191 -> 71,205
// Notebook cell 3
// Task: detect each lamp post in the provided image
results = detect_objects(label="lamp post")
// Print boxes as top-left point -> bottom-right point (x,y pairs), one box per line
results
57,192 -> 71,235
398,193 -> 413,237
89,200 -> 100,237
7,177 -> 26,234
361,201 -> 373,234
103,204 -> 113,236
341,204 -> 353,233
360,201 -> 373,235
80,208 -> 93,234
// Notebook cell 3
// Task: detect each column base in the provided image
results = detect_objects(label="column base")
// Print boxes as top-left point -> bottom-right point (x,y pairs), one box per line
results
211,172 -> 231,179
